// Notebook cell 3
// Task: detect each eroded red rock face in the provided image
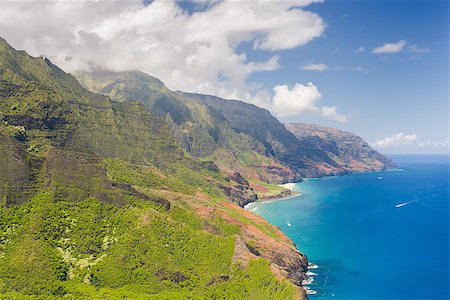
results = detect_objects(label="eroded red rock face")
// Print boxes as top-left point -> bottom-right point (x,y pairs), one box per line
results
222,203 -> 309,299
191,196 -> 309,299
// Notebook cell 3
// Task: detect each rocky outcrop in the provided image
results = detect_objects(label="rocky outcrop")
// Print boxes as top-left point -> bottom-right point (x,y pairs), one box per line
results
259,188 -> 292,201
259,163 -> 303,184
220,172 -> 258,207
218,203 -> 309,299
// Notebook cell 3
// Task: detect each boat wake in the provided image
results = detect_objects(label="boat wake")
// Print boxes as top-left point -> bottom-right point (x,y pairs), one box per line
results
395,200 -> 418,208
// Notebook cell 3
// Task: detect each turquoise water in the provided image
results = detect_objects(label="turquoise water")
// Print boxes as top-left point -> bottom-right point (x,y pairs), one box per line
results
249,155 -> 449,299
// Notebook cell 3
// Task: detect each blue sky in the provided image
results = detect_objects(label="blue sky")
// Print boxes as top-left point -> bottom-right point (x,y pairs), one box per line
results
0,0 -> 447,154
245,0 -> 449,153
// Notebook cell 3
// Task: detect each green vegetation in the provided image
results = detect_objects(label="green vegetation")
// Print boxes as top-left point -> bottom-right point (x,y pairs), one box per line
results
0,37 -> 302,299
103,157 -> 225,198
0,191 -> 296,299
74,70 -> 301,184
104,158 -> 165,189
249,179 -> 289,199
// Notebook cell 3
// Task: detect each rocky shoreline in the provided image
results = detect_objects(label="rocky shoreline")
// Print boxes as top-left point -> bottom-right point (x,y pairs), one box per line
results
258,187 -> 292,200
243,181 -> 314,299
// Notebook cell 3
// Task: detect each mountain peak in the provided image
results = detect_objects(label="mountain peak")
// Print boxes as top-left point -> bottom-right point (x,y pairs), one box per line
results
88,69 -> 162,84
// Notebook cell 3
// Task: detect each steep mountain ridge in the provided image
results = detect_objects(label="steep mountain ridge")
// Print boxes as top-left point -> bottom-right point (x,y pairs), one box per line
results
183,92 -> 350,177
75,70 -> 395,182
0,37 -> 309,299
285,123 -> 396,172
74,70 -> 301,184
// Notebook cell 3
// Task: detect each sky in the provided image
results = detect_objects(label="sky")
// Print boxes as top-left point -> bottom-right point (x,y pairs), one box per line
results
0,0 -> 448,154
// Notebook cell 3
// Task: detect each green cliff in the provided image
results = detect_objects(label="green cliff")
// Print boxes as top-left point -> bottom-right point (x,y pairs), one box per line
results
74,70 -> 301,185
0,37 -> 309,299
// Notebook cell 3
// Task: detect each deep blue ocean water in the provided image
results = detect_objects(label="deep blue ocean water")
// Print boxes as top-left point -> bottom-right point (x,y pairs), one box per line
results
248,155 -> 449,300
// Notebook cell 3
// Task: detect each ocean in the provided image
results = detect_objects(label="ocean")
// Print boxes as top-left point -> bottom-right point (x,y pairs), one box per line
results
247,155 -> 449,299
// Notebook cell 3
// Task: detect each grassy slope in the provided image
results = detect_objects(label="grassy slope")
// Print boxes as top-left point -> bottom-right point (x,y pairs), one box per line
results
0,38 -> 305,299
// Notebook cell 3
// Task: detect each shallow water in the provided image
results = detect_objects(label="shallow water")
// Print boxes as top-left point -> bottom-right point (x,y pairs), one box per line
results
250,155 -> 449,299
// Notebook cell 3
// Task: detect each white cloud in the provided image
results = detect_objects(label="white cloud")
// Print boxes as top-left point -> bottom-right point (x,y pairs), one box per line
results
372,40 -> 407,54
372,40 -> 429,55
372,133 -> 450,153
270,82 -> 348,122
433,140 -> 450,147
272,83 -> 321,116
245,55 -> 280,73
332,66 -> 365,71
0,0 -> 352,124
354,46 -> 365,53
372,133 -> 418,147
0,0 -> 325,103
300,63 -> 328,71
415,139 -> 449,152
407,44 -> 430,53
301,63 -> 368,72
321,106 -> 349,123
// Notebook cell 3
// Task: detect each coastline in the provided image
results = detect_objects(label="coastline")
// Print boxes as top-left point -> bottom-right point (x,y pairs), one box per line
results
245,169 -> 398,294
247,167 -> 395,209
245,162 -> 446,299
245,180 -> 317,296
279,182 -> 296,191
244,182 -> 302,211
298,166 -> 398,182
249,166 -> 398,208
247,183 -> 302,208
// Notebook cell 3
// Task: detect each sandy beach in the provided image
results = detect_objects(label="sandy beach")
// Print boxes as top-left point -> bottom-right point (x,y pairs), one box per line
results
278,182 -> 296,191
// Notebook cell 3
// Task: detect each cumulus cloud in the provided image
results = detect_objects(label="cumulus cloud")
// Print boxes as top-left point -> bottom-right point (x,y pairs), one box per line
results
372,133 -> 418,147
272,83 -> 321,116
270,82 -> 349,122
372,40 -> 407,54
300,63 -> 328,71
0,0 -> 351,123
372,40 -> 429,55
320,106 -> 349,123
0,0 -> 325,103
